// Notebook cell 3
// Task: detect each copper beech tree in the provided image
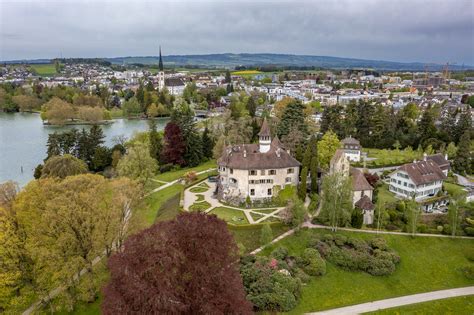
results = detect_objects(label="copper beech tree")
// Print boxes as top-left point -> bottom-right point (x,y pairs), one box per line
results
102,212 -> 253,315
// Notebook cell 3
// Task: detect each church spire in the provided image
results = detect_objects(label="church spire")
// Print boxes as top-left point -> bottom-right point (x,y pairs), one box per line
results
158,45 -> 163,71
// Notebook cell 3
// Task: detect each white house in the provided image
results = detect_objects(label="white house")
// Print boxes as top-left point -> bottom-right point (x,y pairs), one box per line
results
217,119 -> 300,202
341,137 -> 361,162
165,78 -> 186,96
388,155 -> 449,212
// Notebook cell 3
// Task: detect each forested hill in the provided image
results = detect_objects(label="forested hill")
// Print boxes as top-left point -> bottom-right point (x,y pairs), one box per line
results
106,53 -> 471,71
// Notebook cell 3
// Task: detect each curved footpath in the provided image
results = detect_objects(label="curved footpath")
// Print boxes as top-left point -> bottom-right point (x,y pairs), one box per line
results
306,286 -> 474,315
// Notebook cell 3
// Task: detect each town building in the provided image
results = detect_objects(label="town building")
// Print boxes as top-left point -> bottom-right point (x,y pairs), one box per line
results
341,137 -> 362,162
388,154 -> 449,212
330,149 -> 375,224
217,119 -> 300,203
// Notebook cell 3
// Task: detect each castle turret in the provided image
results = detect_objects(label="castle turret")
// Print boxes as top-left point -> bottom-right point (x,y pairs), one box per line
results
258,118 -> 271,153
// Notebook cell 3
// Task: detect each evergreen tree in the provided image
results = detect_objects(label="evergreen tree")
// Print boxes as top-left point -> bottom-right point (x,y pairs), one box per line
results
320,104 -> 344,138
440,109 -> 457,143
201,127 -> 214,159
308,137 -> 319,193
225,70 -> 232,83
148,119 -> 163,162
355,100 -> 375,147
342,101 -> 358,138
454,107 -> 472,144
246,96 -> 257,117
417,106 -> 437,147
277,100 -> 307,139
250,118 -> 260,142
298,167 -> 308,201
351,208 -> 364,228
89,125 -> 105,149
453,131 -> 472,174
226,83 -> 234,94
136,83 -> 145,109
302,144 -> 312,169
295,145 -> 304,163
46,133 -> 61,158
184,131 -> 203,167
146,81 -> 154,92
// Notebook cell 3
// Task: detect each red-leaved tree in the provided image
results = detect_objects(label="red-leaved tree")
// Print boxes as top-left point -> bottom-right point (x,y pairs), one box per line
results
364,172 -> 380,187
102,212 -> 253,314
161,122 -> 186,166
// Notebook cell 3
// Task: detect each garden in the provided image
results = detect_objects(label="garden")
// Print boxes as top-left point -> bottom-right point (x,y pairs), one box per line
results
359,148 -> 423,168
256,228 -> 474,314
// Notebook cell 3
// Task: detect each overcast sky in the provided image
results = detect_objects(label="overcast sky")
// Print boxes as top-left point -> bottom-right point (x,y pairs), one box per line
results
1,0 -> 473,64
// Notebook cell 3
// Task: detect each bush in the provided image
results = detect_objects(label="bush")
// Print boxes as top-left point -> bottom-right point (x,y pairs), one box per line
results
159,163 -> 173,173
301,248 -> 326,276
271,247 -> 289,260
291,267 -> 311,283
465,227 -> 474,236
369,237 -> 388,250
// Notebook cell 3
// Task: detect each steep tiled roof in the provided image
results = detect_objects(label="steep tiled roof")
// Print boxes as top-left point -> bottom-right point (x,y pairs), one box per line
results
350,168 -> 373,191
258,118 -> 271,137
165,78 -> 185,87
218,137 -> 300,170
426,153 -> 450,171
355,195 -> 375,211
342,137 -> 360,146
398,160 -> 446,185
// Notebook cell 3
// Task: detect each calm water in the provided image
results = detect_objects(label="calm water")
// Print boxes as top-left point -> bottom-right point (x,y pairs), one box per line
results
0,113 -> 169,186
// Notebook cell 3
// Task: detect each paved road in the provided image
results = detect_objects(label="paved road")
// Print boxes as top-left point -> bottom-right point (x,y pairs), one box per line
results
307,286 -> 474,314
455,173 -> 474,188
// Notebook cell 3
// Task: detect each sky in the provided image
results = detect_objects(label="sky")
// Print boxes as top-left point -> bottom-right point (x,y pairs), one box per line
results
1,0 -> 473,64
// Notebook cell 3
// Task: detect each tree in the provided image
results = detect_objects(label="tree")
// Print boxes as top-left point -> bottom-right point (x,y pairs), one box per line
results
405,198 -> 420,237
41,154 -> 88,178
246,96 -> 257,117
351,208 -> 364,228
225,70 -> 232,83
417,106 -> 437,147
280,198 -> 307,228
117,143 -> 157,183
453,131 -> 472,174
146,103 -> 159,117
374,201 -> 388,233
448,198 -> 464,237
42,97 -> 75,125
454,107 -> 472,144
320,172 -> 353,231
122,97 -> 141,117
260,224 -> 273,246
148,119 -> 162,162
102,212 -> 252,314
161,122 -> 186,166
298,167 -> 308,200
12,95 -> 42,112
277,99 -> 307,139
201,126 -> 214,160
11,175 -> 142,311
317,131 -> 341,170
184,131 -> 203,167
446,142 -> 457,159
77,106 -> 104,122
281,127 -> 304,155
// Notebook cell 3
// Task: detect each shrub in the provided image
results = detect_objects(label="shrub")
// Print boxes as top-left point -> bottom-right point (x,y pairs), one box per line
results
417,224 -> 427,233
291,267 -> 311,283
369,237 -> 388,250
159,163 -> 173,173
183,171 -> 197,184
271,247 -> 289,260
465,227 -> 474,236
301,248 -> 326,276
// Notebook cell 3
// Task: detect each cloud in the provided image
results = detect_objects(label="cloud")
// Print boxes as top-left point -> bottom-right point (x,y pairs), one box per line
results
1,0 -> 473,64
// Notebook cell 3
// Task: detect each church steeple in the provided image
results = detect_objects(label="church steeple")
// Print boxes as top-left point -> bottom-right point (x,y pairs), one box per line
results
158,46 -> 163,71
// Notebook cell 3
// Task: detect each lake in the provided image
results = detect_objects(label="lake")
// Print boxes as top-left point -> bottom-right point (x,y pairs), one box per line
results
0,113 -> 169,186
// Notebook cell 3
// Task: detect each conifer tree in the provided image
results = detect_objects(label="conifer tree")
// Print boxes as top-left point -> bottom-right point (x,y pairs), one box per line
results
298,167 -> 308,201
453,131 -> 472,174
201,127 -> 214,160
148,119 -> 162,162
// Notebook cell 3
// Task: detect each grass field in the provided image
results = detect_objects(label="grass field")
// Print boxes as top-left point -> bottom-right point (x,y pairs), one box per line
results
365,295 -> 474,314
228,223 -> 290,253
29,63 -> 57,76
189,201 -> 211,212
259,228 -> 474,314
189,186 -> 209,193
154,159 -> 216,182
210,207 -> 249,225
364,148 -> 422,167
377,184 -> 398,205
443,182 -> 467,198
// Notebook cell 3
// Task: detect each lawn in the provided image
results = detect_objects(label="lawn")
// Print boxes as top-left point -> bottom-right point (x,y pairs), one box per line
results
154,159 -> 216,182
443,182 -> 467,198
195,194 -> 205,202
250,211 -> 265,221
364,148 -> 422,167
29,63 -> 57,76
189,186 -> 209,193
228,223 -> 290,254
138,184 -> 183,225
259,228 -> 474,314
209,207 -> 249,225
189,201 -> 211,212
365,295 -> 474,314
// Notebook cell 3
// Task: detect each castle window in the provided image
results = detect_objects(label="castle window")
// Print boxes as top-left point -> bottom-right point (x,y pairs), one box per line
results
250,189 -> 255,196
230,168 -> 233,174
269,170 -> 276,175
261,170 -> 265,175
266,179 -> 273,184
249,170 -> 257,176
268,188 -> 272,196
287,168 -> 294,174
285,177 -> 292,183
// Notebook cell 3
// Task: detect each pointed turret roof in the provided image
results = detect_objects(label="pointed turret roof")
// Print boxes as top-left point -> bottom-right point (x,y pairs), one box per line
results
158,46 -> 164,71
258,118 -> 271,137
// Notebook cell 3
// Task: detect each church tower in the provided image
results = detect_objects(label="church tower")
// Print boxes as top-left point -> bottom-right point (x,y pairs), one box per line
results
258,118 -> 271,153
158,46 -> 165,91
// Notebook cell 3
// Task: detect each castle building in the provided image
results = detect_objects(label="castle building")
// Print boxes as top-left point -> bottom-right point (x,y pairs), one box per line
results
217,119 -> 301,202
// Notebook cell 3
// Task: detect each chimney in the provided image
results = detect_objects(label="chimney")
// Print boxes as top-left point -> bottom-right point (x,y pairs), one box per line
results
445,153 -> 448,160
276,148 -> 281,158
423,153 -> 427,161
243,149 -> 247,158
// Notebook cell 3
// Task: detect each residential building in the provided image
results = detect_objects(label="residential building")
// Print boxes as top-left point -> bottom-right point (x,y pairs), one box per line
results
217,119 -> 300,202
341,137 -> 362,162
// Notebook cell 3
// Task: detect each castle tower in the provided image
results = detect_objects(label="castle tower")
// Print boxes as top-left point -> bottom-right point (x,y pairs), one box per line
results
158,46 -> 165,91
258,118 -> 271,153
